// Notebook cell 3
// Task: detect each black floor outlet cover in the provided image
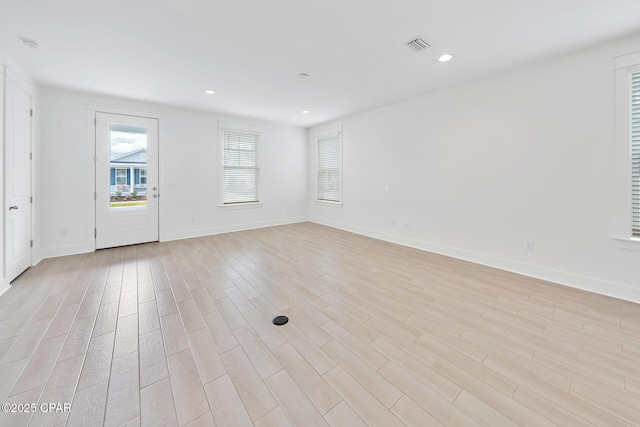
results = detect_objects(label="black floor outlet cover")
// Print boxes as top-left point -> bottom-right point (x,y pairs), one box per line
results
272,315 -> 289,326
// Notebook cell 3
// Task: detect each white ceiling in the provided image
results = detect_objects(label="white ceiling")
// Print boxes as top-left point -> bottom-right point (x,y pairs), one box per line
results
1,0 -> 640,127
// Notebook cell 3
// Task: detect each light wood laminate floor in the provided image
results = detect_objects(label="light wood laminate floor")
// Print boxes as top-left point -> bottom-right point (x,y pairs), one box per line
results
0,222 -> 639,427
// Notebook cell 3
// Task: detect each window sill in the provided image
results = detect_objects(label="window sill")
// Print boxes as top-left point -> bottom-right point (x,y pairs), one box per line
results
614,237 -> 640,251
315,200 -> 343,207
218,202 -> 263,210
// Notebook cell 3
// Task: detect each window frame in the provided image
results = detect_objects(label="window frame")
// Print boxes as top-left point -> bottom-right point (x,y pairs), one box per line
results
115,168 -> 128,186
219,126 -> 262,207
315,127 -> 343,206
614,51 -> 640,250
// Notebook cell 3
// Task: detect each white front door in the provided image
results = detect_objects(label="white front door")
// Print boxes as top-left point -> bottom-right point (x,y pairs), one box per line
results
95,112 -> 159,249
5,75 -> 32,282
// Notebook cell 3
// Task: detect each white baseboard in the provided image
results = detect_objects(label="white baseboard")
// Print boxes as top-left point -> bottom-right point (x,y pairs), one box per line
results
163,217 -> 307,242
0,278 -> 10,297
34,218 -> 307,263
310,217 -> 640,304
30,216 -> 639,304
37,243 -> 94,260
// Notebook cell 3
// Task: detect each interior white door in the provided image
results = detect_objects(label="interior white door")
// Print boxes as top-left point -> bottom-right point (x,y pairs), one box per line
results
95,112 -> 159,249
5,75 -> 32,282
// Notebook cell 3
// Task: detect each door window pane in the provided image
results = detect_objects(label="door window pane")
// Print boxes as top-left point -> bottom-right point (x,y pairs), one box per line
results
109,124 -> 148,209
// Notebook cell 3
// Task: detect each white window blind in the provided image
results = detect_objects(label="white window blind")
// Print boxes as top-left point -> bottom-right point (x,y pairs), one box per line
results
317,132 -> 342,203
632,71 -> 640,237
222,129 -> 260,204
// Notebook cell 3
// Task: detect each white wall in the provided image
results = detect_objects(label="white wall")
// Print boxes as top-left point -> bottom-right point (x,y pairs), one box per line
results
309,34 -> 640,303
37,88 -> 307,260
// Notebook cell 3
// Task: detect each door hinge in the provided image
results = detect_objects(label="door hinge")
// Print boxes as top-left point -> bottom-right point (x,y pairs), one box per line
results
30,240 -> 33,247
30,109 -> 33,117
94,118 -> 96,126
94,229 -> 97,238
94,155 -> 97,163
94,192 -> 96,200
30,153 -> 33,160
30,196 -> 33,203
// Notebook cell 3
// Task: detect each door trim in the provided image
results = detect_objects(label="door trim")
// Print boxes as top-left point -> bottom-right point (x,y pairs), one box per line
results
86,105 -> 166,252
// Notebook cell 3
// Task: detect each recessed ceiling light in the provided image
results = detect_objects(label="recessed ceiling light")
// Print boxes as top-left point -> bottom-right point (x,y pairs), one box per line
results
204,89 -> 216,95
298,73 -> 310,79
302,110 -> 310,114
20,37 -> 40,49
438,54 -> 453,62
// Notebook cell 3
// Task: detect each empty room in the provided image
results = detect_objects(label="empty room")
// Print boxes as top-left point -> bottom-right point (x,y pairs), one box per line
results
1,0 -> 640,426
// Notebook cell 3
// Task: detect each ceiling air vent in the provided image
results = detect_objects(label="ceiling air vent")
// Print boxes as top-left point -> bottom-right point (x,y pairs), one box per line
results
406,36 -> 430,52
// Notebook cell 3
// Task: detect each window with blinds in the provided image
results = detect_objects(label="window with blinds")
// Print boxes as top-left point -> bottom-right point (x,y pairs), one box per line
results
632,72 -> 640,237
317,132 -> 342,203
221,129 -> 260,204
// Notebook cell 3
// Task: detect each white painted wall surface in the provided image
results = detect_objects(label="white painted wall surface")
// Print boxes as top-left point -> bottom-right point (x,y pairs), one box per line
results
308,34 -> 640,302
37,88 -> 307,260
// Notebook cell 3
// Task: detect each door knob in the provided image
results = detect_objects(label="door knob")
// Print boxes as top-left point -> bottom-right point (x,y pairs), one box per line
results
8,205 -> 18,211
152,194 -> 158,198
